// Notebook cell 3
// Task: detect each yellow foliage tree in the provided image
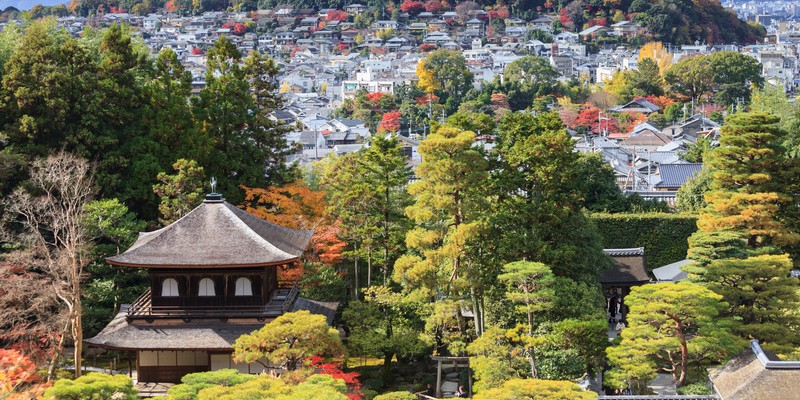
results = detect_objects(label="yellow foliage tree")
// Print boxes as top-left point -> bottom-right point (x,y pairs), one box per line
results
639,42 -> 673,76
415,59 -> 436,93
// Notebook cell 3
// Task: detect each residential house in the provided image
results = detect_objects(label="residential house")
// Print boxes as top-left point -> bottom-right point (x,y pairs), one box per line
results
653,163 -> 703,191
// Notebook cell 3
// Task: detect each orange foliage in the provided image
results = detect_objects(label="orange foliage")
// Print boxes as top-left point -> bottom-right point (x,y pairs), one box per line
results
365,92 -> 385,103
241,182 -> 326,230
0,350 -> 49,399
307,222 -> 347,266
643,95 -> 675,109
240,183 -> 346,278
164,0 -> 177,13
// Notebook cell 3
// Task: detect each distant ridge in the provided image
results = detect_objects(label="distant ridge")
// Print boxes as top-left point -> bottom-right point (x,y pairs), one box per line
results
1,1 -> 69,11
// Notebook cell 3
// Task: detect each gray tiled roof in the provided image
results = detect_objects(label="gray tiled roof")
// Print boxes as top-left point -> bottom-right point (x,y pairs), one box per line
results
654,163 -> 702,188
600,248 -> 650,284
107,200 -> 313,268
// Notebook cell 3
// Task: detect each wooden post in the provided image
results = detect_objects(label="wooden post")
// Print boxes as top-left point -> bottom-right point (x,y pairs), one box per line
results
435,359 -> 442,398
128,351 -> 133,378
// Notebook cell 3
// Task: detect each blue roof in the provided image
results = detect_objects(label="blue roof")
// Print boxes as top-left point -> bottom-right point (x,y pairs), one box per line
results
654,163 -> 702,188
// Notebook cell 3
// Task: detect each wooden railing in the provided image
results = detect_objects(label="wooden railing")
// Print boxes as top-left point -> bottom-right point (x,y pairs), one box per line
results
126,288 -> 289,320
282,282 -> 300,313
127,288 -> 152,317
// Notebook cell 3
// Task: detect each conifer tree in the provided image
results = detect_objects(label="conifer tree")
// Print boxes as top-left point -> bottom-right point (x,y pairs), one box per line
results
686,112 -> 800,351
393,125 -> 488,348
687,113 -> 798,267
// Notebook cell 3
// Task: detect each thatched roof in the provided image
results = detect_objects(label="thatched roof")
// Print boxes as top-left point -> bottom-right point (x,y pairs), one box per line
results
600,248 -> 651,285
86,299 -> 339,351
107,198 -> 314,268
711,340 -> 800,400
84,305 -> 264,351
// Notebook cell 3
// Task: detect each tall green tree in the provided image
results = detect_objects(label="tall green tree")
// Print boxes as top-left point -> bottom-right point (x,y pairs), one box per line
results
393,125 -> 488,348
685,113 -> 800,350
606,282 -> 741,389
193,37 -> 295,203
490,112 -> 609,284
358,135 -> 412,283
628,57 -> 663,97
663,55 -> 713,102
688,113 -> 797,263
707,51 -> 763,106
416,49 -> 473,112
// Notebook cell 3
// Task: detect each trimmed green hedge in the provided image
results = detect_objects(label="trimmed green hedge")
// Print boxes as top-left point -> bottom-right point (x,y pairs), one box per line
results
589,213 -> 698,270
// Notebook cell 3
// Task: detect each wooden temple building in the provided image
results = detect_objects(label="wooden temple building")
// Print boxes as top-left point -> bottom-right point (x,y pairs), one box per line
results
85,193 -> 337,383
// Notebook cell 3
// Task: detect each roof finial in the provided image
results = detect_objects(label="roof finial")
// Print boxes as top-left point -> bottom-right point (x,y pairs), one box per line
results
210,177 -> 217,194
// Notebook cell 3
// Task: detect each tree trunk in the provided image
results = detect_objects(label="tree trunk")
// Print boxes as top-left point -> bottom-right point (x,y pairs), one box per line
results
527,350 -> 538,379
677,337 -> 689,387
47,318 -> 71,381
367,247 -> 372,288
471,287 -> 482,336
354,243 -> 359,300
382,351 -> 394,385
72,300 -> 83,378
384,186 -> 390,286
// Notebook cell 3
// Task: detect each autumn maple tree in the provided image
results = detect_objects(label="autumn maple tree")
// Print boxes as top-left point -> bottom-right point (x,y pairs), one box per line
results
241,182 -> 345,281
0,349 -> 50,399
400,0 -> 425,14
378,111 -> 401,133
327,10 -> 349,22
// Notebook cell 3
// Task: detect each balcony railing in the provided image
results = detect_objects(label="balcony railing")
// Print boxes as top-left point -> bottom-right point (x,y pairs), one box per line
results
126,287 -> 299,321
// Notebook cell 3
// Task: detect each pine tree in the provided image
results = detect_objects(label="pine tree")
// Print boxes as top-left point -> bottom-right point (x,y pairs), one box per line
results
686,112 -> 800,351
688,113 -> 798,266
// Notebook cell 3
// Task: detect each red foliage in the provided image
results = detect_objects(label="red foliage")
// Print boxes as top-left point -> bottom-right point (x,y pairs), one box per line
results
366,92 -> 385,102
309,356 -> 363,400
644,95 -> 675,109
307,222 -> 347,266
378,111 -> 402,132
620,112 -> 647,133
164,0 -> 177,13
222,22 -> 248,35
327,10 -> 350,22
419,43 -> 437,52
424,0 -> 443,12
0,349 -> 50,398
576,103 -> 618,133
596,17 -> 607,26
559,8 -> 572,26
488,7 -> 509,20
336,42 -> 349,52
191,47 -> 204,55
415,93 -> 439,104
400,0 -> 425,14
491,93 -> 510,109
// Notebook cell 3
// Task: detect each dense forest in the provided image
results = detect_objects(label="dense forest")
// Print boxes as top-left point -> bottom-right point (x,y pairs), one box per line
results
5,0 -> 764,45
